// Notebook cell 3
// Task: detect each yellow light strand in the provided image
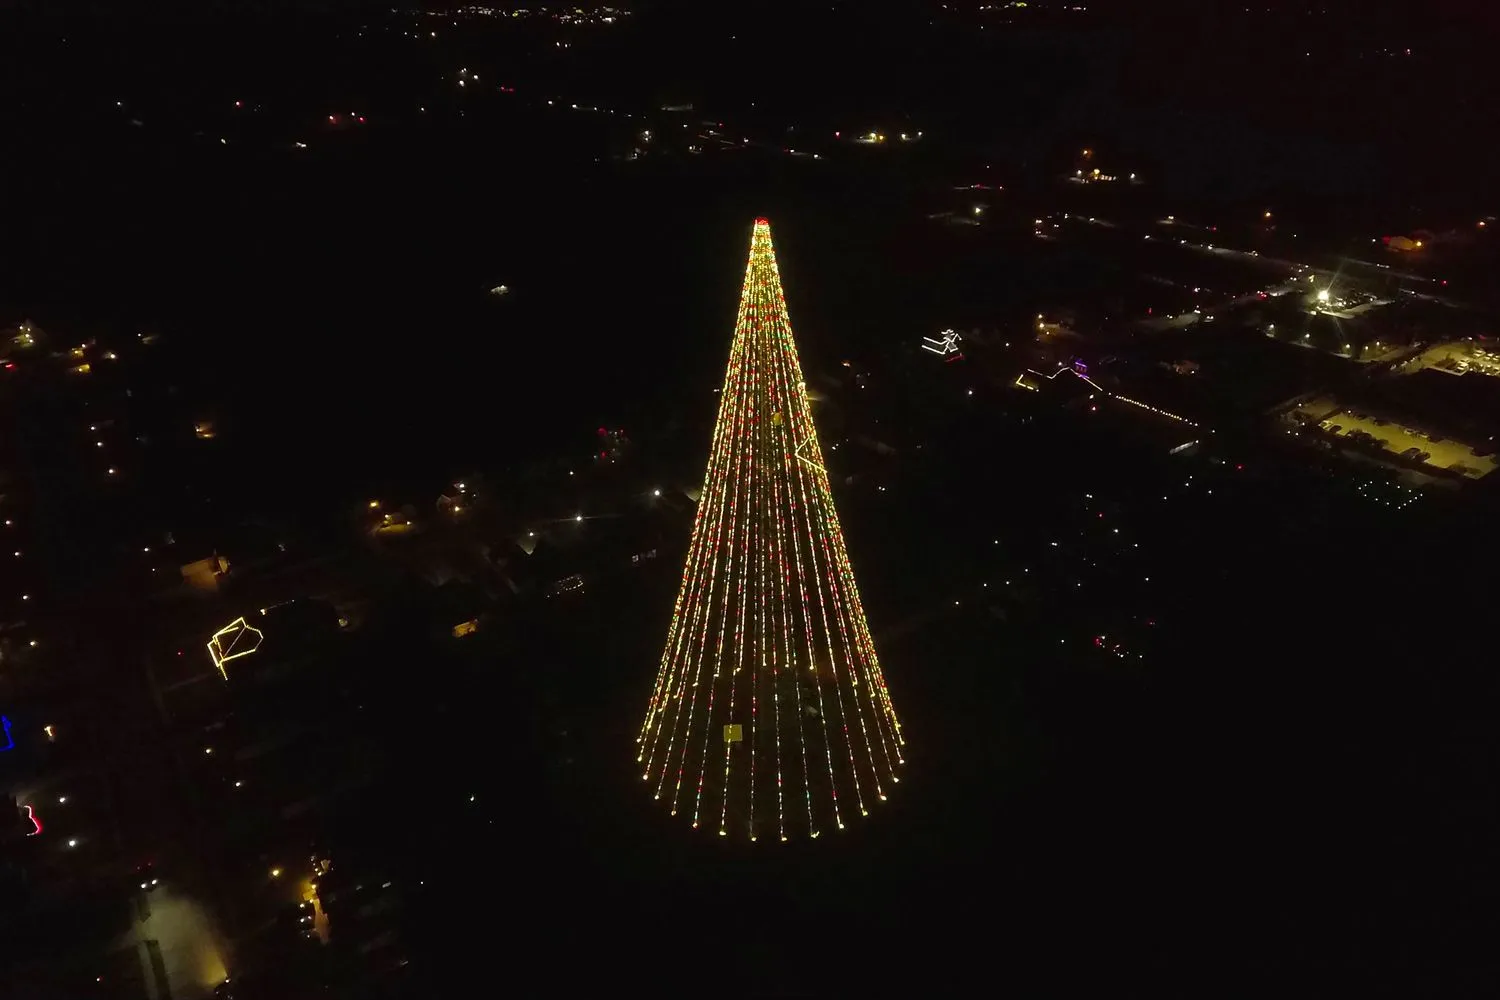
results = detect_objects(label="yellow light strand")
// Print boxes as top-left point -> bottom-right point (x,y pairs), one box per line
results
639,305 -> 748,756
772,328 -> 848,831
755,226 -> 859,832
777,292 -> 905,777
754,242 -> 873,820
637,218 -> 904,839
689,287 -> 759,829
776,323 -> 868,822
762,290 -> 817,837
646,303 -> 747,796
663,305 -> 752,813
793,387 -> 896,792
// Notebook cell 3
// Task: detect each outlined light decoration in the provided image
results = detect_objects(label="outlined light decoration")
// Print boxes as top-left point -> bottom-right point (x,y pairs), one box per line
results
636,218 -> 905,841
208,617 -> 264,680
921,329 -> 964,361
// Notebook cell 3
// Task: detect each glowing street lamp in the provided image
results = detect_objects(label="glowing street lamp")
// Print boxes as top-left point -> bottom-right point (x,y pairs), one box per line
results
1316,288 -> 1331,303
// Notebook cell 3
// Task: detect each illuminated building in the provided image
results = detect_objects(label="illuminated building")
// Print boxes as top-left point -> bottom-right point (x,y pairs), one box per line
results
636,219 -> 905,841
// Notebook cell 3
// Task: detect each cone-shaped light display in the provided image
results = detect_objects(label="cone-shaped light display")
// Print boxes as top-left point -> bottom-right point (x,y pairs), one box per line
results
637,219 -> 905,841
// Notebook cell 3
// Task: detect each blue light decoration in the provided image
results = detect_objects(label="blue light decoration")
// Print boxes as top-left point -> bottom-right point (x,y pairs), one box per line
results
0,716 -> 13,752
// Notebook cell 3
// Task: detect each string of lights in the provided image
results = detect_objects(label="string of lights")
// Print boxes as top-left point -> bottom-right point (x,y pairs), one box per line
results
1016,366 -> 1199,427
637,219 -> 905,840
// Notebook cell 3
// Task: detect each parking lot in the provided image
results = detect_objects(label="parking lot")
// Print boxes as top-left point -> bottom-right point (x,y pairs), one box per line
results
1402,341 -> 1500,379
1316,409 -> 1496,479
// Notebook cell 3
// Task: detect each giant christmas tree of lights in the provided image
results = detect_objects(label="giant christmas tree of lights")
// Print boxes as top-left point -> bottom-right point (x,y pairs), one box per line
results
637,219 -> 905,841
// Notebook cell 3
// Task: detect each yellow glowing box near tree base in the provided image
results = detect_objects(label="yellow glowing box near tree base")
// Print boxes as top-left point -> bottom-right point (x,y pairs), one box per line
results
635,219 -> 905,842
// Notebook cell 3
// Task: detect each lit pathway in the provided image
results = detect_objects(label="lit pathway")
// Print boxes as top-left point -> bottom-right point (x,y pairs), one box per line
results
112,884 -> 229,1000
